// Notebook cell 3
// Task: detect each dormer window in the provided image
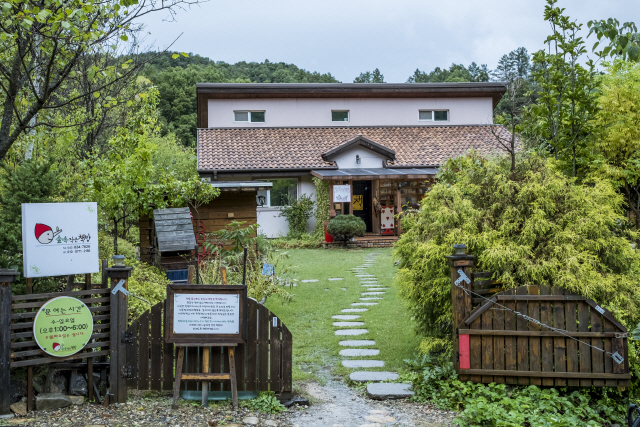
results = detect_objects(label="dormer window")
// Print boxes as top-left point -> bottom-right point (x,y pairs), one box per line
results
234,111 -> 266,123
419,110 -> 449,122
332,111 -> 349,122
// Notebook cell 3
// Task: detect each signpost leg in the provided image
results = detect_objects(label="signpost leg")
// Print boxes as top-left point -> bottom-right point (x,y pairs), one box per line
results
228,347 -> 238,409
201,347 -> 210,407
172,347 -> 185,409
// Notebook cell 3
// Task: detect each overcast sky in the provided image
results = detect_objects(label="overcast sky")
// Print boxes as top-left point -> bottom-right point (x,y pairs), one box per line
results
139,1 -> 640,83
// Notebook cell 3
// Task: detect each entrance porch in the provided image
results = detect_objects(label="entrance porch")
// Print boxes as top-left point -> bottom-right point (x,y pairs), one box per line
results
312,168 -> 437,238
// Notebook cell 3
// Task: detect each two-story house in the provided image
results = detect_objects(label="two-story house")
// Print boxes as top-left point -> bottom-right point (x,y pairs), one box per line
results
196,83 -> 511,240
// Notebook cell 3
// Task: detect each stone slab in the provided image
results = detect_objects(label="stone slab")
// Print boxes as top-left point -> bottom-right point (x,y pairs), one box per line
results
342,360 -> 384,368
328,278 -> 344,281
352,302 -> 378,306
341,287 -> 347,290
342,308 -> 368,312
332,315 -> 361,320
367,288 -> 390,291
339,340 -> 376,346
366,383 -> 414,400
301,279 -> 318,283
340,349 -> 380,357
333,322 -> 365,327
362,292 -> 385,295
355,274 -> 375,277
349,371 -> 399,382
335,329 -> 368,336
36,393 -> 72,411
360,297 -> 383,300
361,285 -> 380,287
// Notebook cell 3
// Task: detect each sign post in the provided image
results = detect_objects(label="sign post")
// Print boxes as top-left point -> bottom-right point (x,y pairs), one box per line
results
166,284 -> 247,409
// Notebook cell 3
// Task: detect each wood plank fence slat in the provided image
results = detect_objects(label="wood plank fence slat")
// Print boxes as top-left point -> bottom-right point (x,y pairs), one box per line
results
552,287 -> 567,387
138,311 -> 150,390
591,309 -> 605,387
527,285 -> 541,386
480,306 -> 493,383
503,289 -> 517,385
516,286 -> 529,385
246,300 -> 258,391
257,304 -> 270,391
539,285 -> 554,386
150,304 -> 162,391
565,296 -> 579,387
577,301 -> 592,387
493,295 -> 505,384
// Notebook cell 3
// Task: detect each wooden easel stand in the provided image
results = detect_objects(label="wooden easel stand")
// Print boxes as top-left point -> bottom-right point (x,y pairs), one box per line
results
172,343 -> 238,409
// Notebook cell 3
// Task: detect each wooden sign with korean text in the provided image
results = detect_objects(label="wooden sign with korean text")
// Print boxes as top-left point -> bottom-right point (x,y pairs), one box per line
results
165,284 -> 247,345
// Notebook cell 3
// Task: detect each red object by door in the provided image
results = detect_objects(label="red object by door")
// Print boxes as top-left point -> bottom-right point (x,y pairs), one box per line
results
459,334 -> 470,369
324,225 -> 333,243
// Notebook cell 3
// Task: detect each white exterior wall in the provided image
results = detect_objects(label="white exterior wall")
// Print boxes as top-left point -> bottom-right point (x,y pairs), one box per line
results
332,146 -> 390,169
207,97 -> 494,128
216,174 -> 317,238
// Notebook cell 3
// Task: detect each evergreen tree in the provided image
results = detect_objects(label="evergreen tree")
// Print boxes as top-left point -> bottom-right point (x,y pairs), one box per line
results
0,161 -> 59,269
353,68 -> 385,83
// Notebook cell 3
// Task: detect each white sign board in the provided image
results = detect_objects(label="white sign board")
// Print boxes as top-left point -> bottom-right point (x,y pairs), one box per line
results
173,293 -> 240,334
333,185 -> 351,203
22,203 -> 99,278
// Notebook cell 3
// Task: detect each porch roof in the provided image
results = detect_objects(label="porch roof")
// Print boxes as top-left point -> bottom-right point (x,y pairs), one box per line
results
311,167 -> 438,180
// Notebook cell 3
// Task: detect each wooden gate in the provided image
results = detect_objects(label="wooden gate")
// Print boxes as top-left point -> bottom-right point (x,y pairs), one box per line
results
125,298 -> 292,395
448,245 -> 631,387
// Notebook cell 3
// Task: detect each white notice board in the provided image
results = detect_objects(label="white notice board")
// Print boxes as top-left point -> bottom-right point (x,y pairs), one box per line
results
22,203 -> 99,278
173,293 -> 240,334
333,185 -> 351,203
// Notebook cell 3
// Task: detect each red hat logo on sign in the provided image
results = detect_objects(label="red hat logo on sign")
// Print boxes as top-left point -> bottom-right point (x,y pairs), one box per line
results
35,223 -> 62,245
52,343 -> 61,352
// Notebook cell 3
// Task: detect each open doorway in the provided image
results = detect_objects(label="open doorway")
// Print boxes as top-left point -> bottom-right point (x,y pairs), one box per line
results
352,180 -> 372,233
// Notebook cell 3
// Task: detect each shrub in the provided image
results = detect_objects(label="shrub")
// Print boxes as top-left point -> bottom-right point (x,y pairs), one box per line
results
395,151 -> 640,354
403,355 -> 626,426
279,194 -> 314,238
127,262 -> 171,323
326,214 -> 366,243
271,234 -> 323,249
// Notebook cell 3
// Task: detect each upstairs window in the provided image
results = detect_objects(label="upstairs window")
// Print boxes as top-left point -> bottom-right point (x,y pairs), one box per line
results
419,110 -> 449,122
234,111 -> 266,123
332,111 -> 350,122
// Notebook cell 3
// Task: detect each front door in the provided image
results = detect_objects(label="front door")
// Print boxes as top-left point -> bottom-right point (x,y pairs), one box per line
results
352,180 -> 372,233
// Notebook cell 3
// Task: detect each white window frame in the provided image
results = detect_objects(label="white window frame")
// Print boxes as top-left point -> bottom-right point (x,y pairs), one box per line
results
418,110 -> 449,122
234,110 -> 266,123
331,110 -> 350,122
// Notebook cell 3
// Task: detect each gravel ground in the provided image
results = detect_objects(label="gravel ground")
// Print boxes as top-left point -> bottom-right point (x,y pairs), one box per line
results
1,382 -> 456,427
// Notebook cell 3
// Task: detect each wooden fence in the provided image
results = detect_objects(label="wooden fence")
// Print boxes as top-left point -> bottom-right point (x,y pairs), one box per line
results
125,298 -> 292,395
3,261 -> 119,412
448,244 -> 631,387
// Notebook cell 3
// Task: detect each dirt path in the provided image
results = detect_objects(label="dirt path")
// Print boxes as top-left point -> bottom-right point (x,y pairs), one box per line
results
290,379 -> 455,427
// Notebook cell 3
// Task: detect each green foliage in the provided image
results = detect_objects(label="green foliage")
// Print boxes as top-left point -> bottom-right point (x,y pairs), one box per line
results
0,161 -> 59,270
199,246 -> 293,304
270,234 -> 323,249
241,391 -> 286,414
590,60 -> 640,231
206,221 -> 258,255
326,215 -> 366,242
404,355 -> 626,426
407,63 -> 490,83
395,152 -> 640,353
127,263 -> 171,323
353,68 -> 385,83
279,194 -> 314,239
588,18 -> 640,62
148,134 -> 197,182
526,0 -> 599,178
312,177 -> 330,238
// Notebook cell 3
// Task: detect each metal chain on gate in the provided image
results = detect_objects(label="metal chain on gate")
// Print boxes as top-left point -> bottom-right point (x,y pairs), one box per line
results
454,269 -> 626,365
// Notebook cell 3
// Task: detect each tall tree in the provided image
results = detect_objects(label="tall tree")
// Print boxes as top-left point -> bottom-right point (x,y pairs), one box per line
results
407,63 -> 490,83
490,47 -> 533,171
588,18 -> 640,62
353,68 -> 385,83
526,0 -> 599,178
0,0 -> 199,160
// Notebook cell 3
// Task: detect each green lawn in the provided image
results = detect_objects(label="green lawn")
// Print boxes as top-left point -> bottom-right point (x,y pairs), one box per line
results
265,247 -> 421,385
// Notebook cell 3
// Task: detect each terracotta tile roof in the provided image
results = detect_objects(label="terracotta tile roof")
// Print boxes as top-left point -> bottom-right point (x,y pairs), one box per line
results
197,125 -> 514,172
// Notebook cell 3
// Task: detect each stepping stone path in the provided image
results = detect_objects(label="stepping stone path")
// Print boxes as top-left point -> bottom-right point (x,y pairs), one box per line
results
335,329 -> 368,336
301,279 -> 319,283
330,252 -> 412,400
328,278 -> 344,281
